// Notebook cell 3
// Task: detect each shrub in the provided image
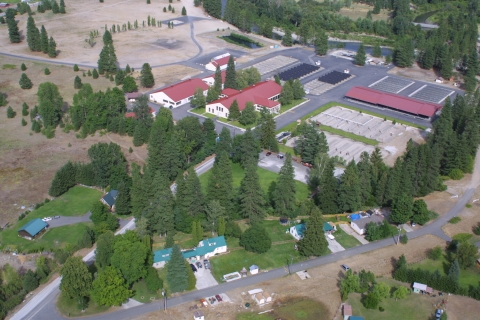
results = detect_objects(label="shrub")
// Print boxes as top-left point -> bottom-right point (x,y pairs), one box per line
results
473,222 -> 480,235
145,267 -> 163,292
44,198 -> 50,203
449,217 -> 461,224
448,168 -> 464,180
428,246 -> 443,260
466,203 -> 472,208
379,306 -> 385,312
239,224 -> 271,253
400,234 -> 408,244
21,63 -> 27,71
18,213 -> 26,220
363,292 -> 379,309
21,118 -> 27,126
44,68 -> 50,75
7,106 -> 16,118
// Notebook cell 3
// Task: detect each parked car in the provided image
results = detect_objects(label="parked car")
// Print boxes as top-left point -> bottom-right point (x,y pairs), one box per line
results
215,294 -> 223,302
196,261 -> 202,268
204,259 -> 210,269
341,264 -> 350,271
190,264 -> 197,272
266,151 -> 272,156
277,153 -> 284,159
200,299 -> 208,307
435,309 -> 443,320
411,222 -> 416,227
42,217 -> 52,222
54,216 -> 60,219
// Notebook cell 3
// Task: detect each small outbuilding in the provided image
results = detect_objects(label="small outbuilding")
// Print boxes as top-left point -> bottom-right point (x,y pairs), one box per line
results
351,214 -> 384,235
263,291 -> 272,302
412,282 -> 433,294
193,310 -> 205,320
126,92 -> 142,102
101,189 -> 118,211
323,222 -> 335,233
18,219 -> 48,240
249,265 -> 259,275
254,293 -> 265,305
289,223 -> 306,240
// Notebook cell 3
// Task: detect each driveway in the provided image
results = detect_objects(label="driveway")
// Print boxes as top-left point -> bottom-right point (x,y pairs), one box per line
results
45,212 -> 131,229
258,152 -> 309,184
327,235 -> 345,253
339,223 -> 369,245
194,263 -> 219,290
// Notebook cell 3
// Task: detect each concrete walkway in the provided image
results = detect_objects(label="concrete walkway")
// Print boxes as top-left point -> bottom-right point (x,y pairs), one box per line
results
401,223 -> 414,233
339,223 -> 369,245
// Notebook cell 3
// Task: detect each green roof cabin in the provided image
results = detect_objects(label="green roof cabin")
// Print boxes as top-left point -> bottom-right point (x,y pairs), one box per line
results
18,218 -> 48,240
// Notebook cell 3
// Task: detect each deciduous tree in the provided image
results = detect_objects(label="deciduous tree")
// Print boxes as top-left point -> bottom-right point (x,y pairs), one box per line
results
60,257 -> 92,305
239,102 -> 256,126
91,266 -> 132,306
110,231 -> 149,285
239,224 -> 271,253
95,231 -> 115,270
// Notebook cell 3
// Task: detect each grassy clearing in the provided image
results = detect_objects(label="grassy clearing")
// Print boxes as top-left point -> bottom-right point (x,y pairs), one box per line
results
410,257 -> 480,289
198,162 -> 310,202
319,124 -> 378,146
261,220 -> 296,242
131,279 -> 164,303
2,64 -> 16,69
347,279 -> 435,320
338,3 -> 391,21
57,292 -> 110,317
278,101 -> 427,133
332,225 -> 361,249
237,297 -> 330,320
279,98 -> 307,113
217,116 -> 259,130
210,242 -> 307,282
278,144 -> 295,155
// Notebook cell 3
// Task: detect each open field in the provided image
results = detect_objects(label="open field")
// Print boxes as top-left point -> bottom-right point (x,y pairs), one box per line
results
339,3 -> 391,22
198,162 -> 311,202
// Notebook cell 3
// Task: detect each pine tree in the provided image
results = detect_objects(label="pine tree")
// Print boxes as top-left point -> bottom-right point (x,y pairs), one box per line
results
7,106 -> 16,118
464,48 -> 478,92
213,65 -> 222,94
291,79 -> 305,100
92,68 -> 99,79
257,108 -> 278,152
297,206 -> 328,256
279,81 -> 293,105
440,45 -> 453,79
282,29 -> 293,47
239,102 -> 256,126
26,16 -> 41,52
448,259 -> 460,282
142,171 -> 175,235
314,29 -> 328,55
59,1 -> 66,13
7,12 -> 21,43
295,123 -> 328,164
207,151 -> 234,214
73,64 -> 79,72
234,128 -> 261,168
181,6 -> 186,15
224,55 -> 236,89
115,181 -> 131,215
140,63 -> 154,87
354,43 -> 366,66
166,244 -> 188,293
74,75 -> 83,89
21,63 -> 27,71
52,0 -> 59,13
238,164 -> 265,225
176,167 -> 205,221
272,153 -> 296,217
22,102 -> 29,116
98,43 -> 118,74
218,216 -> 225,236
48,36 -> 57,58
316,158 -> 339,214
337,161 -> 362,212
125,64 -> 131,74
44,67 -> 50,75
19,73 -> 33,89
372,44 -> 382,58
422,45 -> 434,70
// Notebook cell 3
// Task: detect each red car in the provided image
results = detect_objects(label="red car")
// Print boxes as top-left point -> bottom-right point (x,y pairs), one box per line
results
215,294 -> 223,302
266,151 -> 272,156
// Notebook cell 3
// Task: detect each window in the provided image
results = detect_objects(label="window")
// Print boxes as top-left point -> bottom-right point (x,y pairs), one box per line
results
163,99 -> 168,103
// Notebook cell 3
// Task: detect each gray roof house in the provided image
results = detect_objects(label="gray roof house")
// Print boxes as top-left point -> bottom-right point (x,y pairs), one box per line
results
350,214 -> 384,235
101,190 -> 118,210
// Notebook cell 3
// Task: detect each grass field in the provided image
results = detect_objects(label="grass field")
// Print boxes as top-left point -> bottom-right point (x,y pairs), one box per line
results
237,297 -> 330,320
279,98 -> 307,113
198,162 -> 311,202
410,256 -> 480,289
131,279 -> 164,303
332,226 -> 362,249
277,102 -> 427,134
347,279 -> 436,320
210,242 -> 307,282
319,124 -> 379,146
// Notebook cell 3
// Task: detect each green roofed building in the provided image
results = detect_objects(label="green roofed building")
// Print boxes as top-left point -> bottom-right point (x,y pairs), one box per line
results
18,218 -> 48,240
152,236 -> 228,268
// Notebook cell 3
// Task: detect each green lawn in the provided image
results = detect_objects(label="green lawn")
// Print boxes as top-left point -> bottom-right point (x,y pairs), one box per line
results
57,292 -> 110,317
198,162 -> 311,202
189,107 -> 205,115
319,124 -> 378,146
210,242 -> 307,282
237,297 -> 330,320
0,186 -> 101,252
131,279 -> 164,303
217,116 -> 259,130
278,144 -> 295,155
279,98 -> 307,113
332,225 -> 361,249
347,279 -> 435,320
277,102 -> 427,134
261,220 -> 296,242
410,256 -> 480,289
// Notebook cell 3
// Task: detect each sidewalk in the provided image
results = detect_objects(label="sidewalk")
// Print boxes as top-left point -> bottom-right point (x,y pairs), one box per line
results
339,223 -> 369,245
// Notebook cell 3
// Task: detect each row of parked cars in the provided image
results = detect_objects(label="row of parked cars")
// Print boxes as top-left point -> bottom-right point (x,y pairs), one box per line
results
41,216 -> 60,222
190,259 -> 210,272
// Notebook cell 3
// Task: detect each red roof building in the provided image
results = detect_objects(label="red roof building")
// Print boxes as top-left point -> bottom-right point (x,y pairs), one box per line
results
202,70 -> 226,87
345,86 -> 442,118
149,78 -> 209,108
205,54 -> 236,71
125,107 -> 157,118
206,81 -> 282,119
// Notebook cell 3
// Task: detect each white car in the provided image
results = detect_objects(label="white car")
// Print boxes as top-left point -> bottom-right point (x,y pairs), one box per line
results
42,217 -> 52,222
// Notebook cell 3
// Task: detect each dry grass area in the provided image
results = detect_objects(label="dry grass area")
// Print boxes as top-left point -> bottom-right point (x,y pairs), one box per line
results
442,187 -> 480,238
135,234 -> 450,320
339,4 -> 391,22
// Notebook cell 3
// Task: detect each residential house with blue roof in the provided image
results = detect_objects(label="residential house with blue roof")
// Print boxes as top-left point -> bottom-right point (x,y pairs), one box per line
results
101,189 -> 118,211
152,236 -> 228,268
289,223 -> 306,240
18,218 -> 48,240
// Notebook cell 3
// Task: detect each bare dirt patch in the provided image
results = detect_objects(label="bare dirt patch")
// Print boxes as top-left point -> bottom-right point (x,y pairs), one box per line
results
134,234 -> 447,320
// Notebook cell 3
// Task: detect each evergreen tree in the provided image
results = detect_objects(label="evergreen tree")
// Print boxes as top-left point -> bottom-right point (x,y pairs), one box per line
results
115,181 -> 131,215
295,123 -> 328,164
279,81 -> 294,105
166,244 -> 189,293
73,64 -> 79,72
21,63 -> 27,71
448,259 -> 460,282
224,55 -> 236,89
337,161 -> 362,212
390,193 -> 413,224
314,29 -> 328,55
7,11 -> 21,43
44,67 -> 50,75
59,0 -> 66,13
218,216 -> 226,236
48,36 -> 57,57
52,0 -> 59,13
272,154 -> 296,217
95,231 -> 115,269
297,206 -> 329,256
372,44 -> 382,57
176,167 -> 205,222
140,62 -> 154,87
422,45 -> 435,70
125,64 -> 131,73
440,45 -> 453,79
206,151 -> 234,213
7,106 -> 16,118
464,48 -> 478,92
393,37 -> 414,67
256,108 -> 278,152
37,82 -> 63,127
234,128 -> 261,168
190,87 -> 206,108
115,69 -> 125,86
315,158 -> 339,214
291,79 -> 305,100
19,73 -> 33,89
216,127 -> 232,155
206,86 -> 219,103
213,65 -> 222,94
22,102 -> 29,116
228,99 -> 241,120
354,43 -> 366,66
239,102 -> 256,126
238,164 -> 265,224
103,30 -> 113,45
26,16 -> 41,51
205,200 -> 225,235
181,6 -> 186,15
282,29 -> 293,47
74,75 -> 83,89
92,68 -> 99,79
275,75 -> 281,85
98,43 -> 118,74
122,76 -> 138,92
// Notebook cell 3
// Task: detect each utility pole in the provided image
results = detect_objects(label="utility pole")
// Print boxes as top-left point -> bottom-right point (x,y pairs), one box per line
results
397,228 -> 401,245
162,289 -> 167,311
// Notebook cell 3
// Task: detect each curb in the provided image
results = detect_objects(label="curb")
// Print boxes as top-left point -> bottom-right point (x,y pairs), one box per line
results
274,99 -> 311,119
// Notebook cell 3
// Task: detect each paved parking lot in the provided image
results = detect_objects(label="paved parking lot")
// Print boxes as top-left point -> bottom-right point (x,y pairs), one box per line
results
258,152 -> 309,184
251,55 -> 298,75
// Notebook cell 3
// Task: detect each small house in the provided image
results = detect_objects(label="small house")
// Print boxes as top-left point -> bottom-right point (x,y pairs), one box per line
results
254,293 -> 265,305
18,219 -> 48,240
101,189 -> 118,211
323,222 -> 335,233
413,282 -> 432,294
289,223 -> 306,240
351,214 -> 384,235
193,310 -> 205,320
205,53 -> 236,71
249,265 -> 259,275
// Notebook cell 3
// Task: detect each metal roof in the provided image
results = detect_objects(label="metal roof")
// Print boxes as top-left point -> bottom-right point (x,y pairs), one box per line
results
152,78 -> 209,103
18,218 -> 48,237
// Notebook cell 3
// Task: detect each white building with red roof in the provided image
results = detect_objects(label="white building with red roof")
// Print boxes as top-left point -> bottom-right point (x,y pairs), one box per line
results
201,70 -> 226,88
149,78 -> 209,108
205,53 -> 236,72
206,81 -> 282,119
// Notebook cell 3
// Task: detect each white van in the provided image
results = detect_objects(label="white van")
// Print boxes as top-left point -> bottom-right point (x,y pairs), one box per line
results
327,234 -> 335,240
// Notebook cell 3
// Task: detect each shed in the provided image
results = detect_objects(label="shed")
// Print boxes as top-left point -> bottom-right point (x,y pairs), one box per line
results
323,222 -> 334,233
412,282 -> 432,294
254,293 -> 265,305
289,223 -> 306,240
349,317 -> 365,320
193,310 -> 205,320
249,265 -> 259,275
18,219 -> 48,240
263,291 -> 272,302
